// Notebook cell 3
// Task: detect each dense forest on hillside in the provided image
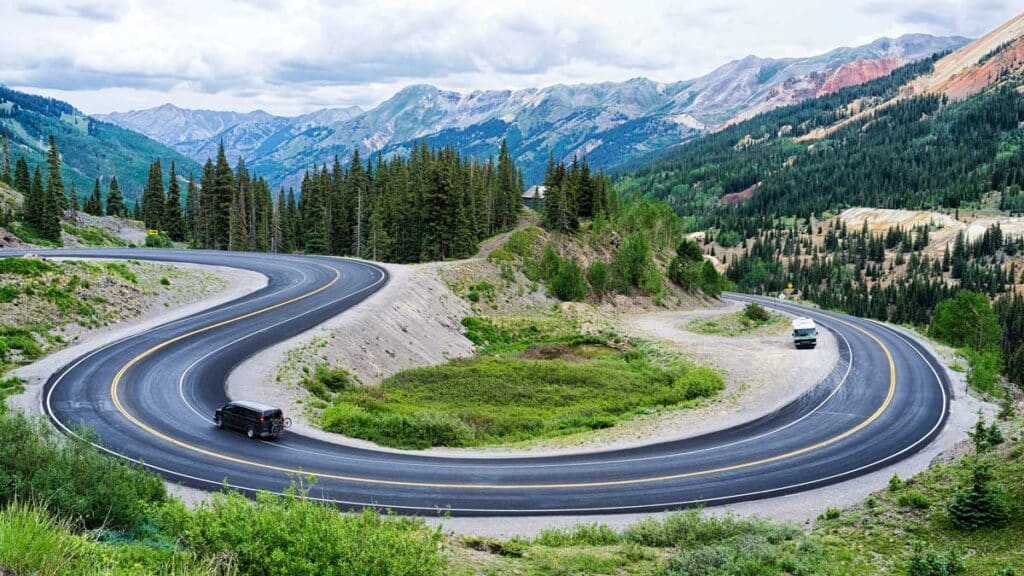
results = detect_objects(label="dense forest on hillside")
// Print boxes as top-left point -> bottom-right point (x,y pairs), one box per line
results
617,55 -> 1024,224
130,139 -> 524,263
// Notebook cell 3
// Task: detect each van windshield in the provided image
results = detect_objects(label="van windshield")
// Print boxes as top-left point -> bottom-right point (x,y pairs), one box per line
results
794,328 -> 816,337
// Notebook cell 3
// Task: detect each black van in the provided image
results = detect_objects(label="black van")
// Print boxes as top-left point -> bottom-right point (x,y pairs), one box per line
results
214,401 -> 290,439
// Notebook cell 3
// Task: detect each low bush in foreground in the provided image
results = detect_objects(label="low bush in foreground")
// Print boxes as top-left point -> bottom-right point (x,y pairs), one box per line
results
0,411 -> 166,531
162,488 -> 446,576
0,502 -> 226,576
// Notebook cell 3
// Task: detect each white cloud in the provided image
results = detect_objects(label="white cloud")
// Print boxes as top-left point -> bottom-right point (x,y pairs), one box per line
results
0,0 -> 1018,116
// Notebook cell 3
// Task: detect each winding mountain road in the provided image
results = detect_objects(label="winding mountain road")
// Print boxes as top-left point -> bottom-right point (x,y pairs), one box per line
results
30,249 -> 950,515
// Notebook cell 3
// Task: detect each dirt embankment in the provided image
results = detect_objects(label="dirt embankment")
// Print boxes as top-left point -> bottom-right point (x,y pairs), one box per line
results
227,262 -> 477,442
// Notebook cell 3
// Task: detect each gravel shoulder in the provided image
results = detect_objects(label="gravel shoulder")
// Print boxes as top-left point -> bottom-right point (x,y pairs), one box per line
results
7,260 -> 267,416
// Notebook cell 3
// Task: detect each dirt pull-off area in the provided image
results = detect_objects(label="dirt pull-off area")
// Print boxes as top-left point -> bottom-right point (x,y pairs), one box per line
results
621,301 -> 838,443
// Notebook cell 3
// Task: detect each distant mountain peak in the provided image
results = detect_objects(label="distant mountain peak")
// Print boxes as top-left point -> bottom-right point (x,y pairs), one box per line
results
95,32 -> 969,188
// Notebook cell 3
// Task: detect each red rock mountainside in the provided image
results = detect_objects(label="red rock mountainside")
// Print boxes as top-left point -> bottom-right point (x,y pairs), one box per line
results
818,58 -> 906,95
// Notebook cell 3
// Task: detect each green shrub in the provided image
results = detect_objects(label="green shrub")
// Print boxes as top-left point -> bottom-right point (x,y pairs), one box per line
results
819,507 -> 842,520
907,542 -> 964,576
0,257 -> 55,276
716,230 -> 742,248
963,346 -> 1004,395
144,233 -> 173,248
623,510 -> 802,548
897,491 -> 931,510
504,228 -> 541,257
0,325 -> 44,361
165,488 -> 446,576
613,232 -> 659,294
499,263 -> 516,283
487,248 -> 516,263
0,501 -> 97,575
547,256 -> 587,302
159,276 -> 170,286
948,461 -> 1011,531
535,523 -> 620,547
675,239 -> 704,262
0,284 -> 19,303
321,403 -> 475,449
743,302 -> 771,323
673,366 -> 725,400
586,261 -> 610,296
104,262 -> 138,284
0,411 -> 166,530
929,291 -> 1001,353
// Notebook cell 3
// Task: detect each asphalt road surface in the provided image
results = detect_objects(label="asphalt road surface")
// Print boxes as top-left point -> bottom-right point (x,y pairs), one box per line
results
30,249 -> 950,516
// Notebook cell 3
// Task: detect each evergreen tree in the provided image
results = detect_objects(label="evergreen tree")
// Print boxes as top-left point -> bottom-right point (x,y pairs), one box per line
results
14,157 -> 30,194
1,131 -> 10,185
163,161 -> 185,241
272,191 -> 284,253
142,160 -> 165,230
46,136 -> 66,213
185,173 -> 198,243
228,180 -> 250,251
84,178 -> 103,216
211,144 -> 234,249
348,150 -> 367,257
106,176 -> 125,217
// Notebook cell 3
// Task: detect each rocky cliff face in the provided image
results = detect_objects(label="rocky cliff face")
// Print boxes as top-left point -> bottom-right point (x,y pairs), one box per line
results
95,34 -> 967,188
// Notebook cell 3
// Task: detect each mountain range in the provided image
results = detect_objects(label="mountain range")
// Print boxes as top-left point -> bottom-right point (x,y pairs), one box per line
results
97,34 -> 968,190
0,86 -> 199,200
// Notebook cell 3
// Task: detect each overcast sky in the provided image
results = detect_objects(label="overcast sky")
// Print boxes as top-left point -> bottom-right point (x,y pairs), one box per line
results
1,0 -> 1018,116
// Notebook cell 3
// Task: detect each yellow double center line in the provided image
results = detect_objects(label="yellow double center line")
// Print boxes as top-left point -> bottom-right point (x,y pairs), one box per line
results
110,271 -> 897,490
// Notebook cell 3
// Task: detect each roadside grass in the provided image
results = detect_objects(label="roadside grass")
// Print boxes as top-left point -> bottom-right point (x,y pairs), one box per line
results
450,417 -> 1024,576
451,510 -> 824,576
0,408 -> 448,576
684,310 -> 788,337
813,417 -> 1024,575
320,315 -> 725,449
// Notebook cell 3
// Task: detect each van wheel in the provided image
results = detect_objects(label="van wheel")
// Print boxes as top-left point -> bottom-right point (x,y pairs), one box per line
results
215,416 -> 223,429
246,426 -> 255,439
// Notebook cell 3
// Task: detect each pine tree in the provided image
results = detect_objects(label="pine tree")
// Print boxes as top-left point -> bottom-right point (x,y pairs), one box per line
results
211,144 -> 234,249
14,157 -> 30,194
185,173 -> 198,243
228,180 -> 250,251
84,178 -> 103,215
349,150 -> 367,257
142,160 -> 165,230
46,136 -> 66,214
1,131 -> 10,185
272,191 -> 284,253
163,162 -> 185,241
106,177 -> 124,217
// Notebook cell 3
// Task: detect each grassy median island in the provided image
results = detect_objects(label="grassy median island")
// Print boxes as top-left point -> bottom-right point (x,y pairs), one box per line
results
684,302 -> 789,338
319,315 -> 725,449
